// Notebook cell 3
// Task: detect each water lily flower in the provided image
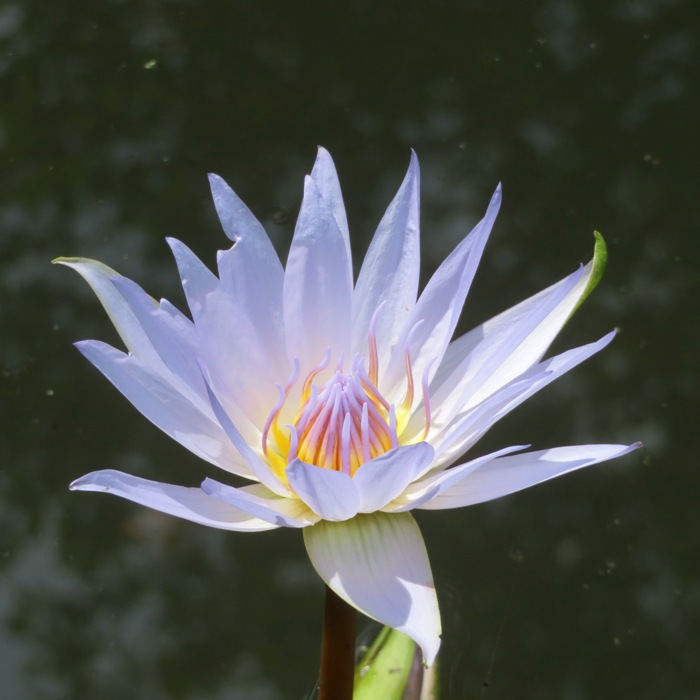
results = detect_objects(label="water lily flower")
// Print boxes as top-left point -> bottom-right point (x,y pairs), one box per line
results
57,149 -> 639,665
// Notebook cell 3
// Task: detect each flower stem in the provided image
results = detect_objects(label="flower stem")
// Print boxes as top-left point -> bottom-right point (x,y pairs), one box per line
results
318,585 -> 357,700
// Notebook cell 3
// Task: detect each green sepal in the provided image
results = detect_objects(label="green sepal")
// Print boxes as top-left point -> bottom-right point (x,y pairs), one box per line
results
354,627 -> 438,699
568,231 -> 608,321
52,256 -> 120,275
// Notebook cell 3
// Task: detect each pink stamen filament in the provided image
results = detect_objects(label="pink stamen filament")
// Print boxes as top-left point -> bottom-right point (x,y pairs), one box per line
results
262,343 -> 433,476
421,363 -> 433,440
367,303 -> 385,387
262,360 -> 300,458
400,349 -> 415,415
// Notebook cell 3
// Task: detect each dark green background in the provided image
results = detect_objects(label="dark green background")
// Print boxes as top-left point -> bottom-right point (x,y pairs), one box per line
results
1,1 -> 697,698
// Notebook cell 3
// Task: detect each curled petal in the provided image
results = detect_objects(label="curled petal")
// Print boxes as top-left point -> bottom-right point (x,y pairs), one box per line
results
304,512 -> 441,666
70,470 -> 279,532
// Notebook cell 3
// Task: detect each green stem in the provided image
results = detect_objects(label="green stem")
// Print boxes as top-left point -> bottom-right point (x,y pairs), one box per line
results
318,585 -> 357,700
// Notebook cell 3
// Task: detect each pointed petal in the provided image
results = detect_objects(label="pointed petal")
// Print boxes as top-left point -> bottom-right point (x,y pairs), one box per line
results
75,340 -> 252,477
352,152 -> 421,368
210,172 -> 288,388
70,470 -> 278,532
54,258 -> 160,363
385,445 -> 529,512
419,443 -> 642,510
194,245 -> 288,425
382,185 -> 502,402
310,147 -> 351,260
429,257 -> 599,427
431,332 -> 617,465
208,172 -> 280,251
111,276 -> 206,405
283,175 -> 353,372
352,442 -> 435,513
304,512 -> 441,665
429,372 -> 547,467
168,236 -> 282,433
216,238 -> 286,369
286,460 -> 360,521
201,477 -> 318,528
166,237 -> 219,319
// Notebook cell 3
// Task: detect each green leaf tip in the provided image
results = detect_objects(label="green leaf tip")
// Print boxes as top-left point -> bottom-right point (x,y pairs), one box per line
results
585,231 -> 608,300
569,231 -> 608,319
52,256 -> 101,265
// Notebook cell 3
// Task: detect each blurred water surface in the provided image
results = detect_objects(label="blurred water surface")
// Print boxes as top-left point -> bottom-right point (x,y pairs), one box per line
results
1,1 -> 698,698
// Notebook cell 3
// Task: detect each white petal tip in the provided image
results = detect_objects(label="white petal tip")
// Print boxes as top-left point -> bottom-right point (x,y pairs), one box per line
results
207,172 -> 224,187
422,637 -> 441,667
69,473 -> 103,492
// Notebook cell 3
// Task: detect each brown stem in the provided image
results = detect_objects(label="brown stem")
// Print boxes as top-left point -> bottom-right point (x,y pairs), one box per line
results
318,585 -> 357,700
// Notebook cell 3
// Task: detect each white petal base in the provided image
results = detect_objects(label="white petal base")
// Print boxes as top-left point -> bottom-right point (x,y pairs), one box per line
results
304,512 -> 441,666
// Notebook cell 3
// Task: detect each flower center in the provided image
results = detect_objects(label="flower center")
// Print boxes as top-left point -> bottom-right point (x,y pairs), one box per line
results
262,334 -> 431,479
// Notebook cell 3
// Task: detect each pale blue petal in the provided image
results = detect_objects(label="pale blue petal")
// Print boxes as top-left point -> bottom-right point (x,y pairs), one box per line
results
419,443 -> 642,510
352,442 -> 435,513
211,172 -> 288,389
54,258 -> 160,364
304,512 -> 441,666
201,477 -> 318,528
382,185 -> 502,404
429,259 -> 598,428
168,231 -> 286,429
286,460 -> 360,521
216,236 -> 286,363
166,237 -> 219,319
352,151 -> 421,368
208,172 -> 280,251
70,469 -> 278,532
111,276 -> 206,406
75,340 -> 252,477
432,332 -> 617,465
385,445 -> 529,512
283,175 -> 353,372
310,147 -> 351,261
194,267 -> 287,426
